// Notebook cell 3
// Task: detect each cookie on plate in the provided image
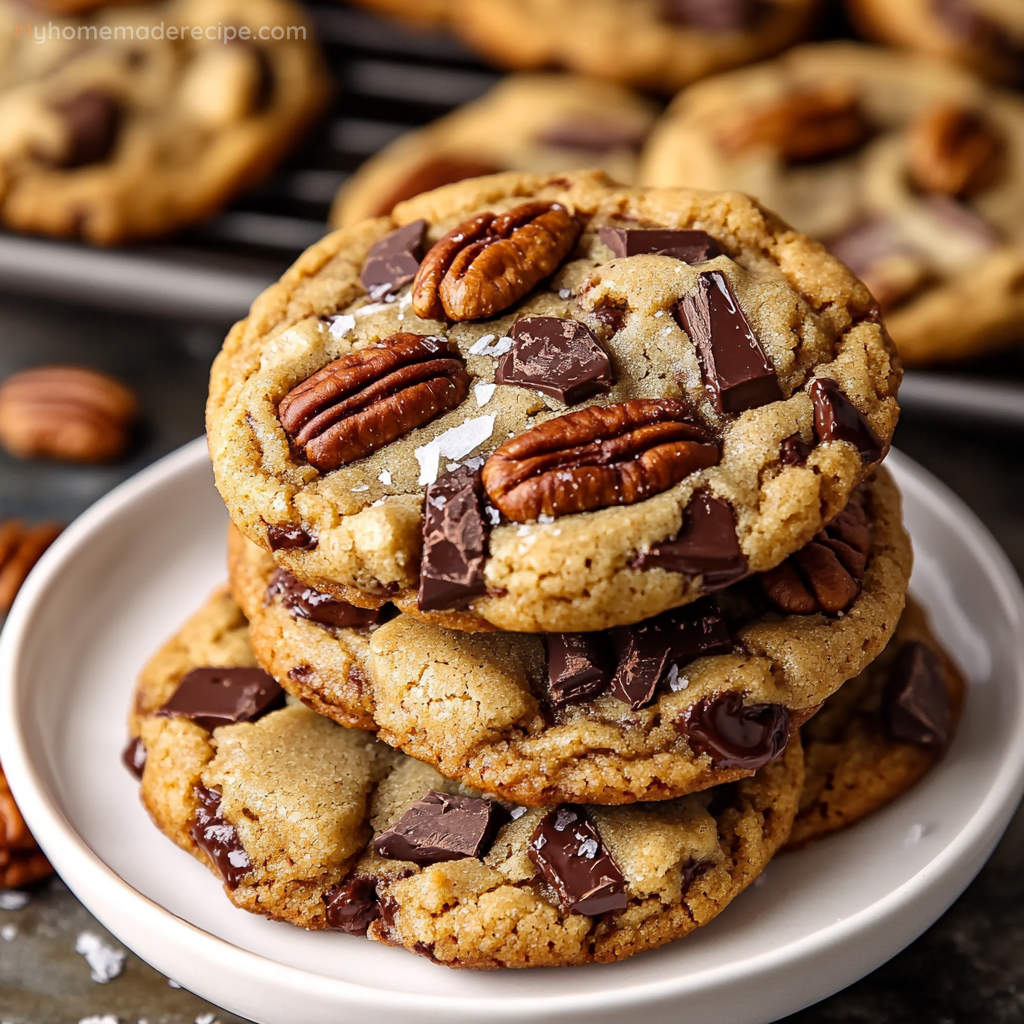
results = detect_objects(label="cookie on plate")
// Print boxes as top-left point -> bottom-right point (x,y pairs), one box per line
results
331,74 -> 658,228
641,43 -> 1024,365
127,586 -> 804,964
208,169 -> 900,634
0,0 -> 329,244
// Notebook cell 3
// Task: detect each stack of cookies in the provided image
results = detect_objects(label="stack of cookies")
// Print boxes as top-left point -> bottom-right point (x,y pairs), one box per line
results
126,170 -> 964,968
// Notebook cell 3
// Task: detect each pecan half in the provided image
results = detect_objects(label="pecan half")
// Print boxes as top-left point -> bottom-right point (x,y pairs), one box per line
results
907,102 -> 1005,199
411,201 -> 581,322
278,334 -> 470,471
482,399 -> 719,523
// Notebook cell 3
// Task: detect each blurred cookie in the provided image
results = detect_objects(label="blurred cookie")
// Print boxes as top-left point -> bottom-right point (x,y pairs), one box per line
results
642,43 -> 1024,365
0,763 -> 53,890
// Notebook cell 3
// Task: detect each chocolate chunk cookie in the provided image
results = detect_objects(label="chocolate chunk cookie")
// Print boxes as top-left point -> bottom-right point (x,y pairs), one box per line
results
209,170 -> 900,634
641,42 -> 1024,365
0,0 -> 328,244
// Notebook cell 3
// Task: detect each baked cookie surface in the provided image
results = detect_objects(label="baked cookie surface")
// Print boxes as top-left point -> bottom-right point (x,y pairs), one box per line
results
209,170 -> 900,634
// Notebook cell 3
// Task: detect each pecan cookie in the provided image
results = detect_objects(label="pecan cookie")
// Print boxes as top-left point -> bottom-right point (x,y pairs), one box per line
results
128,587 -> 803,962
230,468 -> 911,805
331,75 -> 658,228
208,170 -> 900,634
641,43 -> 1024,365
0,0 -> 328,244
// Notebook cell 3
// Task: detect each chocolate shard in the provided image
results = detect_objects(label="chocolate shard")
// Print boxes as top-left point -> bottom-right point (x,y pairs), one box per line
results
780,432 -> 813,467
323,875 -> 381,935
808,378 -> 885,463
189,784 -> 252,889
122,736 -> 146,779
266,568 -> 384,629
679,693 -> 790,769
156,667 -> 285,733
417,465 -> 489,612
360,219 -> 427,301
662,0 -> 763,31
608,597 -> 731,710
373,791 -> 504,865
539,118 -> 648,152
546,633 -> 615,708
884,641 -> 951,747
599,226 -> 722,263
496,316 -> 613,405
634,490 -> 748,590
677,270 -> 782,415
266,523 -> 317,551
51,90 -> 123,169
528,805 -> 628,916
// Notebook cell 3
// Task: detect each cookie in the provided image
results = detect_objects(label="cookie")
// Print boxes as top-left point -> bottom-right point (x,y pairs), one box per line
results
230,468 -> 911,805
0,0 -> 328,244
330,75 -> 658,228
0,763 -> 53,890
641,42 -> 1024,366
128,587 -> 804,963
208,169 -> 900,635
786,597 -> 965,850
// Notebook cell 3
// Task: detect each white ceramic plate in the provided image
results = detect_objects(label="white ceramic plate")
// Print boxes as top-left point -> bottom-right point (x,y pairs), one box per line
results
2,440 -> 1023,1024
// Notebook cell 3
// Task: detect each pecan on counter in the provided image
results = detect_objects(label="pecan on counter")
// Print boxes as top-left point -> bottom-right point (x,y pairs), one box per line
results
907,101 -> 1005,199
278,333 -> 470,471
482,399 -> 719,523
412,201 -> 581,322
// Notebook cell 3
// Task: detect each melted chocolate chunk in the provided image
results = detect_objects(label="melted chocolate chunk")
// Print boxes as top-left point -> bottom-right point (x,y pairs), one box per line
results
496,316 -> 613,405
323,875 -> 381,934
373,791 -> 504,865
50,90 -> 123,169
609,598 -> 731,710
122,736 -> 146,779
156,667 -> 284,732
266,523 -> 317,551
680,693 -> 790,769
189,784 -> 251,889
360,219 -> 427,301
808,378 -> 885,463
884,641 -> 951,747
591,302 -> 626,334
780,433 -> 813,467
539,118 -> 648,152
417,465 -> 489,612
528,806 -> 627,916
634,491 -> 748,589
266,568 -> 384,629
599,226 -> 722,262
662,0 -> 763,31
677,270 -> 782,414
546,633 -> 614,708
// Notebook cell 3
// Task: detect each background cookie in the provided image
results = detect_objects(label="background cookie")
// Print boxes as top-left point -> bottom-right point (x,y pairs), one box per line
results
0,763 -> 52,890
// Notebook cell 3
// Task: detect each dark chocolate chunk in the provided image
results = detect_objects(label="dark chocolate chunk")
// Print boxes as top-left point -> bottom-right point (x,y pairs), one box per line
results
680,693 -> 790,769
373,791 -> 504,865
591,302 -> 626,334
266,523 -> 317,551
826,218 -> 913,280
608,598 -> 731,710
50,90 -> 123,169
662,0 -> 763,31
417,465 -> 489,612
266,568 -> 383,629
156,666 -> 285,733
633,490 -> 748,590
780,432 -> 813,467
599,226 -> 722,263
677,270 -> 782,414
528,806 -> 628,916
884,641 -> 951,747
546,633 -> 614,708
189,784 -> 251,889
539,118 -> 648,152
323,875 -> 381,935
808,378 -> 885,463
122,736 -> 146,779
360,219 -> 427,301
496,316 -> 613,405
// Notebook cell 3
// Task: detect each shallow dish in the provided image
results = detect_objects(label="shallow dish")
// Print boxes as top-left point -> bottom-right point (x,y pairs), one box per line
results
1,439 -> 1022,1024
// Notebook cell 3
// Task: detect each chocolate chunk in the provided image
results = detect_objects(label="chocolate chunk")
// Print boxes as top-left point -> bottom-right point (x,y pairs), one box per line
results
373,791 -> 504,865
50,90 -> 123,169
599,226 -> 722,263
122,736 -> 146,779
634,490 -> 748,590
496,317 -> 613,405
884,641 -> 951,747
156,666 -> 284,732
266,523 -> 317,551
591,302 -> 626,334
780,433 -> 813,467
662,0 -> 763,31
417,465 -> 489,612
546,633 -> 614,708
528,806 -> 627,916
323,875 -> 381,935
370,157 -> 503,218
266,568 -> 383,629
677,270 -> 782,414
539,118 -> 648,152
360,220 -> 427,301
609,598 -> 731,710
189,784 -> 251,889
808,378 -> 884,463
680,693 -> 790,769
